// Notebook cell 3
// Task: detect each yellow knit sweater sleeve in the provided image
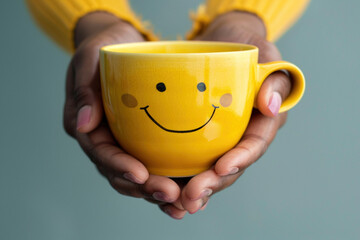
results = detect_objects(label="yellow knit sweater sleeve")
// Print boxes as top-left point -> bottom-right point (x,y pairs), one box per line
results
25,0 -> 157,53
188,0 -> 310,42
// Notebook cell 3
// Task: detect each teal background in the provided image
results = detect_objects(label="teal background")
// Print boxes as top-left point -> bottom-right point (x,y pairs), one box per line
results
1,1 -> 359,239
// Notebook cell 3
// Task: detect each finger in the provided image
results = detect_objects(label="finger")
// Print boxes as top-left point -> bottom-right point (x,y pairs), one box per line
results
169,177 -> 191,210
249,38 -> 292,117
171,197 -> 185,211
144,197 -> 183,211
257,71 -> 292,117
145,197 -> 185,213
110,174 -> 180,203
144,178 -> 186,210
77,123 -> 149,184
200,201 -> 209,211
181,169 -> 245,214
159,204 -> 187,220
72,46 -> 103,133
143,175 -> 181,203
110,176 -> 145,198
215,111 -> 287,176
72,22 -> 146,134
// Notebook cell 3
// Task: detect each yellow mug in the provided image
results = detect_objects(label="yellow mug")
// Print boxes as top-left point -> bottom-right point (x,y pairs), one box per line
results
100,41 -> 305,177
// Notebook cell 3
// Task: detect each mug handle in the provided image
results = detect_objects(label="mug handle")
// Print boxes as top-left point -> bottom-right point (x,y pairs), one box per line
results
256,61 -> 306,113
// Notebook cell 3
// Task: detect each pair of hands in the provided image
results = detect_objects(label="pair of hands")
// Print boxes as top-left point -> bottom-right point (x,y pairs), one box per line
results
64,11 -> 291,219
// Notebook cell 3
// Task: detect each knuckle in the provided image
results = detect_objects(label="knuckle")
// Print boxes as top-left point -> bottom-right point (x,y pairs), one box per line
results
276,71 -> 291,87
73,86 -> 91,106
92,37 -> 113,50
72,45 -> 97,69
250,36 -> 267,48
241,134 -> 269,159
257,40 -> 282,62
80,38 -> 108,56
84,140 -> 124,170
85,141 -> 108,166
277,73 -> 292,97
268,71 -> 292,99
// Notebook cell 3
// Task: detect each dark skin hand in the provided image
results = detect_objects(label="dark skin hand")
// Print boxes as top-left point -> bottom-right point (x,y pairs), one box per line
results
65,12 -> 181,208
64,11 -> 291,219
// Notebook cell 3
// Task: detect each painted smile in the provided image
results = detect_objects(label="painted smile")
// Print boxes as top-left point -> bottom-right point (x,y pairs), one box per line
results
140,105 -> 219,133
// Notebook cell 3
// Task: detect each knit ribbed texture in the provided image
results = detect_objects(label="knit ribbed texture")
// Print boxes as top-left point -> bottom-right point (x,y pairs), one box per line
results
25,0 -> 157,53
187,0 -> 310,42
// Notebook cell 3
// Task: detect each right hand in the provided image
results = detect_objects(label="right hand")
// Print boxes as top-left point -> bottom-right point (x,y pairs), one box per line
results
63,12 -> 185,219
179,11 -> 292,214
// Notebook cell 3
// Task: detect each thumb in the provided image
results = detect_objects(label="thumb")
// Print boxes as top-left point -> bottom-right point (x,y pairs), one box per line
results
72,48 -> 104,133
254,39 -> 292,117
256,71 -> 292,117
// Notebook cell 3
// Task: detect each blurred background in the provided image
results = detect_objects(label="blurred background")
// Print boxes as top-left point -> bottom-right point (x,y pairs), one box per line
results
0,1 -> 359,239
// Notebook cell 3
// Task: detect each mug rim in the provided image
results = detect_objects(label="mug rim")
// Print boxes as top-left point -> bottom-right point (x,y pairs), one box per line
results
100,41 -> 258,57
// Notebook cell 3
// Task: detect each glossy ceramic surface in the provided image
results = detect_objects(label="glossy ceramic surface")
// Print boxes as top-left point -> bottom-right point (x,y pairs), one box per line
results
100,41 -> 305,177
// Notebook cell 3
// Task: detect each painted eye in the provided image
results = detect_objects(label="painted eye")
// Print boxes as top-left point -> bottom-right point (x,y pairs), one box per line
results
156,82 -> 166,92
197,82 -> 206,92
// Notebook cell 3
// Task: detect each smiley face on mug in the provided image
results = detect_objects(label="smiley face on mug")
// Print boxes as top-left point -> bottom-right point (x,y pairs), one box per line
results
120,80 -> 233,134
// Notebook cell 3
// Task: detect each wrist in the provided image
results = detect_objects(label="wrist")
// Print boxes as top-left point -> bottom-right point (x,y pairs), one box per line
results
74,11 -> 142,48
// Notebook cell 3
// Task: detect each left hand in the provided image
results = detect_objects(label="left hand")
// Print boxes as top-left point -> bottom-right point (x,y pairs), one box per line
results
159,11 -> 293,217
64,12 -> 184,219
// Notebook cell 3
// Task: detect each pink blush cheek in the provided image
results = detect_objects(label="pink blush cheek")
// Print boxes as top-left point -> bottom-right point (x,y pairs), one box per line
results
220,93 -> 232,107
121,94 -> 138,108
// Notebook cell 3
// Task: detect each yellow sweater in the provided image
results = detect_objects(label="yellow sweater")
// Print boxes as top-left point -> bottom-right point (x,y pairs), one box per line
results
26,0 -> 310,53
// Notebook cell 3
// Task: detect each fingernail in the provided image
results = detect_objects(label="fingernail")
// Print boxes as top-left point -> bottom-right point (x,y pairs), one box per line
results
189,200 -> 203,214
193,188 -> 213,201
123,172 -> 144,184
228,167 -> 239,175
153,192 -> 171,203
77,105 -> 92,130
268,92 -> 282,116
164,207 -> 185,220
200,201 -> 209,211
